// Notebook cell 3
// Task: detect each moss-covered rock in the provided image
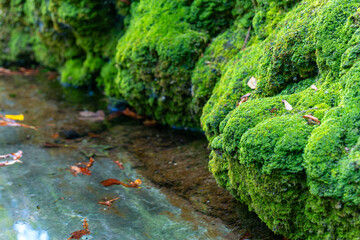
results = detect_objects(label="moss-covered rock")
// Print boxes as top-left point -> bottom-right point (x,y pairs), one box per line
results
1,0 -> 360,238
204,0 -> 360,238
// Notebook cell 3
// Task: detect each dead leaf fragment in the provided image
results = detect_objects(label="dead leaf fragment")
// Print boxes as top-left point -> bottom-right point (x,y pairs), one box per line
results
237,93 -> 252,106
100,178 -> 142,188
0,115 -> 37,130
67,218 -> 90,240
282,100 -> 293,111
69,157 -> 94,176
98,197 -> 121,207
122,108 -> 144,120
0,150 -> 23,167
303,115 -> 321,124
113,160 -> 125,170
78,110 -> 105,122
143,119 -> 157,126
247,76 -> 257,89
311,84 -> 318,92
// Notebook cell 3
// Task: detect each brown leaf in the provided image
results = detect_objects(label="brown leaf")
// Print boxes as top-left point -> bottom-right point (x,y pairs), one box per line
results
100,178 -> 142,188
70,157 -> 94,176
303,115 -> 321,124
67,218 -> 90,240
237,93 -> 252,107
122,108 -> 144,120
269,107 -> 278,113
282,100 -> 293,111
247,76 -> 257,89
311,84 -> 318,92
143,119 -> 157,126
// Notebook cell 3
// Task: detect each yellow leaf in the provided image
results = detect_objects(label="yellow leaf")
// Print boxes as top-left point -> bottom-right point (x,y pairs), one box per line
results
5,114 -> 24,121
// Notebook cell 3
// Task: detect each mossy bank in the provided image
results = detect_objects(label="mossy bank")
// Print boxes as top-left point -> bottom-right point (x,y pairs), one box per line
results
1,0 -> 360,239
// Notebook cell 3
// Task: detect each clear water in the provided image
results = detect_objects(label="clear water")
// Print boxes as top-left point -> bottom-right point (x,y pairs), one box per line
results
0,76 -> 232,240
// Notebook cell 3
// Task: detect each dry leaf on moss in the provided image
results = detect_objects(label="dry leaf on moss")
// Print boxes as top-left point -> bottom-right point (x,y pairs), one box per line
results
303,115 -> 321,124
282,100 -> 293,111
247,77 -> 257,89
311,85 -> 318,92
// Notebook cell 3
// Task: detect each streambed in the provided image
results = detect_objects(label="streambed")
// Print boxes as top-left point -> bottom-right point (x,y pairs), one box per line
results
0,74 -> 278,240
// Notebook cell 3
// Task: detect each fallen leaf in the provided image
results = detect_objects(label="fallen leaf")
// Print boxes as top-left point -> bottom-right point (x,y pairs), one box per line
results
67,218 -> 90,240
3,114 -> 24,121
270,107 -> 278,113
100,178 -> 142,188
106,111 -> 123,120
282,100 -> 293,111
69,157 -> 94,176
52,133 -> 60,139
143,119 -> 157,126
88,132 -> 101,138
237,93 -> 252,107
43,142 -> 78,148
0,116 -> 37,130
78,110 -> 105,122
113,160 -> 125,170
98,197 -> 121,207
303,115 -> 321,124
247,76 -> 257,89
311,84 -> 318,92
122,108 -> 144,120
0,150 -> 23,167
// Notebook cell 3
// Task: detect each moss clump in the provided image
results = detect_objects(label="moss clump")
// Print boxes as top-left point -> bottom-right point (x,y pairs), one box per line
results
203,0 -> 360,238
115,0 -> 242,127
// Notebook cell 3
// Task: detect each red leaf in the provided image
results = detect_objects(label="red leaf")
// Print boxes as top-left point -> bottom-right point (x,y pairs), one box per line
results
100,178 -> 142,188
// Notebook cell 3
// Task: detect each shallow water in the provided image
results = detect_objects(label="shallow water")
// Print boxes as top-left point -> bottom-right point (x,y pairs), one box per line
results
0,75 -> 234,240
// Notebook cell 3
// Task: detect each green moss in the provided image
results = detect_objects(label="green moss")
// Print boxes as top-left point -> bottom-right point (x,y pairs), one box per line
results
2,0 -> 360,238
203,0 -> 360,238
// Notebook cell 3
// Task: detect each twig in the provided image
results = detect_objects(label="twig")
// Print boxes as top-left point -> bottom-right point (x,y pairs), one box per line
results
242,26 -> 252,51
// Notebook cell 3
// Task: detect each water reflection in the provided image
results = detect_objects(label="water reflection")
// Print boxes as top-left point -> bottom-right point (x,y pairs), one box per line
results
14,222 -> 49,240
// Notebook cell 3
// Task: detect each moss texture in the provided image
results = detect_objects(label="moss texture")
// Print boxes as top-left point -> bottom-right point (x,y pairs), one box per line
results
1,0 -> 360,238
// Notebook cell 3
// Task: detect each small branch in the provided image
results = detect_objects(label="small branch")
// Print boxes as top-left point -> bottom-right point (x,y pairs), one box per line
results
242,26 -> 252,51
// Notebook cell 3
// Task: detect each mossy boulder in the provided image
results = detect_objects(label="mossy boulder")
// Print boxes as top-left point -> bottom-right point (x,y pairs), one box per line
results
1,0 -> 360,239
204,0 -> 360,238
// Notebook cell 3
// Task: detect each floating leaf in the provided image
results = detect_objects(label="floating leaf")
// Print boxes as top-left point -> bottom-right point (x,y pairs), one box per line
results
113,160 -> 124,170
311,84 -> 318,92
303,115 -> 321,124
0,118 -> 37,130
0,150 -> 23,167
282,100 -> 293,111
98,197 -> 121,207
247,77 -> 257,89
100,178 -> 142,188
69,157 -> 94,176
67,218 -> 90,240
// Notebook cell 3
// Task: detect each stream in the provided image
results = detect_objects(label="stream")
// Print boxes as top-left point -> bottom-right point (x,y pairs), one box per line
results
0,74 -> 278,240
